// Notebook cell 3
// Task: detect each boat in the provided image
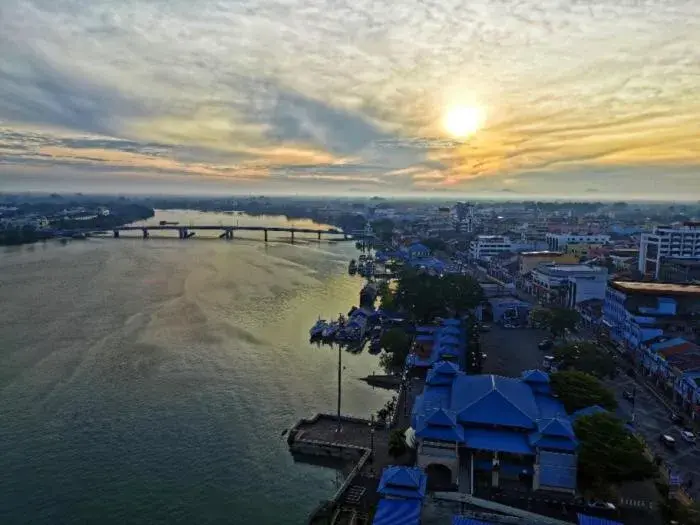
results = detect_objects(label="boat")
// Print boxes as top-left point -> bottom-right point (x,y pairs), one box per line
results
348,260 -> 357,275
159,220 -> 179,225
322,322 -> 339,341
309,318 -> 328,340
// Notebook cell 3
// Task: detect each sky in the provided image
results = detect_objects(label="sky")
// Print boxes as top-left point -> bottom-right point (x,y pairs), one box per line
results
1,0 -> 699,199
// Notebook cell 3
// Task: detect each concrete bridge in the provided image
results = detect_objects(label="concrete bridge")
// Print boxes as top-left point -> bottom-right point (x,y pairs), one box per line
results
107,224 -> 349,242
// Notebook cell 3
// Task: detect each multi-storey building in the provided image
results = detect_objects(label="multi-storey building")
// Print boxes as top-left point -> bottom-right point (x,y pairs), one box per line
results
638,222 -> 700,279
545,233 -> 610,252
602,281 -> 700,352
469,236 -> 513,261
530,263 -> 608,307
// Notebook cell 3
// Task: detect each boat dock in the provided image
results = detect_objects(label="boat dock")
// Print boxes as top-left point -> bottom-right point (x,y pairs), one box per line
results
288,413 -> 409,525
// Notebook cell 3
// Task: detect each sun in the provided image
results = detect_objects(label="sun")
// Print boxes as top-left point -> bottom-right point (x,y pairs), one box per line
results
443,106 -> 484,138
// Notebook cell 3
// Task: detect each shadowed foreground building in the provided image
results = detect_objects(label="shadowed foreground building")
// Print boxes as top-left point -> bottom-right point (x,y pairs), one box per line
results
410,362 -> 578,495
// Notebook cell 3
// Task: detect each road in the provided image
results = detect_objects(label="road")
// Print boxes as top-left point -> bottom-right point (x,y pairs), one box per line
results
481,325 -> 551,377
607,373 -> 700,499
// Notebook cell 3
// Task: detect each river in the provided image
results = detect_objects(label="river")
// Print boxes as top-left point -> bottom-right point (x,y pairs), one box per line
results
0,210 -> 391,525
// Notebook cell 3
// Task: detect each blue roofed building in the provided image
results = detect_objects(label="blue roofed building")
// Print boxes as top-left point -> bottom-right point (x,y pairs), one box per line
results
403,242 -> 432,260
373,467 -> 427,525
406,320 -> 468,373
411,363 -> 578,494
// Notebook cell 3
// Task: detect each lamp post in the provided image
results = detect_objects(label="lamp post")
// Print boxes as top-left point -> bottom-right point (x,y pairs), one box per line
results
369,415 -> 375,463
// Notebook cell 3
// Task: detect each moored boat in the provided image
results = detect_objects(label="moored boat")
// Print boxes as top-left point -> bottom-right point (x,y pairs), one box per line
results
309,318 -> 328,339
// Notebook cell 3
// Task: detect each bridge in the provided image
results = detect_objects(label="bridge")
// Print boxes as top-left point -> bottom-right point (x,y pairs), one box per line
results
105,224 -> 349,242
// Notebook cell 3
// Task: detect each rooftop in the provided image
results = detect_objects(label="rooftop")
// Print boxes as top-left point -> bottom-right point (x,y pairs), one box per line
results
520,251 -> 565,256
610,281 -> 700,296
535,263 -> 606,275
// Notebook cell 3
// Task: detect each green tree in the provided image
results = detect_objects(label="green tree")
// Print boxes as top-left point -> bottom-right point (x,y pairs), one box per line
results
552,342 -> 616,378
379,328 -> 412,373
550,370 -> 617,413
574,413 -> 656,491
380,327 -> 411,355
388,429 -> 407,458
393,268 -> 483,323
529,307 -> 552,329
548,308 -> 580,338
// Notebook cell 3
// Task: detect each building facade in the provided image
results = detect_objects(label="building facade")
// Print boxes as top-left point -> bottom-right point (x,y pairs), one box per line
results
530,263 -> 608,307
469,236 -> 513,261
602,281 -> 700,352
638,222 -> 700,279
412,364 -> 578,495
546,233 -> 610,252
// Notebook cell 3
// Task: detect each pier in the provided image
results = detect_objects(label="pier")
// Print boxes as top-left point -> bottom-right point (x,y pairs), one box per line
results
288,413 -> 401,525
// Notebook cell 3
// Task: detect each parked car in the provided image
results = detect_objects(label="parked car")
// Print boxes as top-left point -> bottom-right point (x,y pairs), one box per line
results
622,390 -> 635,401
538,339 -> 553,351
680,430 -> 697,443
587,500 -> 617,511
671,413 -> 684,425
660,434 -> 677,449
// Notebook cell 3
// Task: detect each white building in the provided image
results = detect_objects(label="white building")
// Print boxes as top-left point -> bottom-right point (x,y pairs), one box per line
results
546,233 -> 610,251
638,222 -> 700,279
469,236 -> 512,261
531,263 -> 608,307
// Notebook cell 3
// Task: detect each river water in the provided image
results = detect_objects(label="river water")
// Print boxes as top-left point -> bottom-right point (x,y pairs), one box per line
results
0,211 -> 390,525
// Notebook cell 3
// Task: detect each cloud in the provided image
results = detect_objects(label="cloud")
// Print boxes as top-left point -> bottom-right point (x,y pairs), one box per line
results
0,0 -> 698,197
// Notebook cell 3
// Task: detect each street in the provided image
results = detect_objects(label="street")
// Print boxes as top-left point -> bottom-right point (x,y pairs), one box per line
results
607,373 -> 700,499
481,325 -> 551,377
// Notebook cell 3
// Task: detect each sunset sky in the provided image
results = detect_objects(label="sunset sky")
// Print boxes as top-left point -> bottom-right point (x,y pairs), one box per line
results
1,0 -> 699,199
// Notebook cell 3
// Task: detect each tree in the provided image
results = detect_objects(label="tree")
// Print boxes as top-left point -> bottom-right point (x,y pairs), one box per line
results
552,342 -> 616,378
550,370 -> 617,413
419,238 -> 446,253
379,328 -> 412,373
529,307 -> 552,329
548,308 -> 580,338
388,429 -> 407,458
393,268 -> 484,323
574,413 -> 655,491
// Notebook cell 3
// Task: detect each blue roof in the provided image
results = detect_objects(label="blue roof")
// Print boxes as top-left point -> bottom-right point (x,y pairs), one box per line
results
521,369 -> 550,384
416,419 -> 465,442
528,433 -> 578,452
537,417 -> 576,438
577,515 -> 623,525
373,499 -> 421,525
437,335 -> 461,346
463,428 -> 533,455
650,337 -> 687,351
534,394 -> 565,418
407,243 -> 430,253
426,361 -> 460,385
377,467 -> 427,500
442,319 -> 461,326
439,326 -> 461,335
539,451 -> 577,490
453,376 -> 539,429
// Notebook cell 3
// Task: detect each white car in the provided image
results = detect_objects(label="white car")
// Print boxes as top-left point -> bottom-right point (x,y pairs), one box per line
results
587,501 -> 617,511
680,430 -> 697,443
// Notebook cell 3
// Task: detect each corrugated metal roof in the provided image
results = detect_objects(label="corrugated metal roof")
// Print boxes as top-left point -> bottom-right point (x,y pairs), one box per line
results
373,499 -> 421,525
576,514 -> 623,525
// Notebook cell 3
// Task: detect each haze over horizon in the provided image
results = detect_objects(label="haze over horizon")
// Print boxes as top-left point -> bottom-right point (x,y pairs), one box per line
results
1,0 -> 699,199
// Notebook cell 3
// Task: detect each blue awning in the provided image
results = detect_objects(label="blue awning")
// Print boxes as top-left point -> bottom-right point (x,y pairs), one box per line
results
373,499 -> 421,525
463,428 -> 533,455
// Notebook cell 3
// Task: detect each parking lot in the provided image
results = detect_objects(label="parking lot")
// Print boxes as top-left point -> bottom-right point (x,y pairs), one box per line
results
481,325 -> 551,377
